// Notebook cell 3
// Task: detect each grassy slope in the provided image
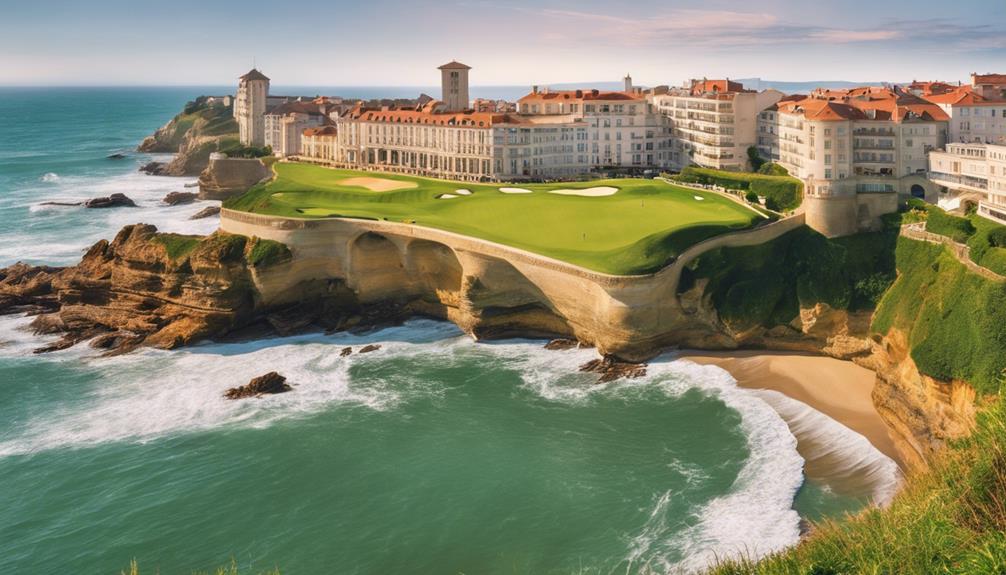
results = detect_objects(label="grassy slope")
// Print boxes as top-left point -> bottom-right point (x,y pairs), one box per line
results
710,395 -> 1006,575
226,163 -> 761,275
672,166 -> 804,211
707,235 -> 1006,574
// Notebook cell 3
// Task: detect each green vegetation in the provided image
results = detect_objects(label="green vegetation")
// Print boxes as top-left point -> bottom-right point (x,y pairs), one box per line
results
909,201 -> 1006,276
248,237 -> 292,268
710,394 -> 1006,575
757,162 -> 790,177
672,166 -> 803,211
152,233 -> 201,260
872,238 -> 1006,394
746,146 -> 766,171
682,226 -> 897,331
225,162 -> 764,275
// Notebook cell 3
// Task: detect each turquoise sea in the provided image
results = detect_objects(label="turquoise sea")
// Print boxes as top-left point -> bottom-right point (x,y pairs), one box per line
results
0,88 -> 899,574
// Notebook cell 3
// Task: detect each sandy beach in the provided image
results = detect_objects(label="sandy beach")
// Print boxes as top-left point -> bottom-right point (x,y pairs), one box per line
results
681,351 -> 906,500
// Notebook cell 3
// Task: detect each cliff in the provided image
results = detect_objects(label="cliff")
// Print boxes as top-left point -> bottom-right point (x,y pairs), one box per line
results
198,156 -> 273,201
137,97 -> 242,177
4,210 -> 1000,470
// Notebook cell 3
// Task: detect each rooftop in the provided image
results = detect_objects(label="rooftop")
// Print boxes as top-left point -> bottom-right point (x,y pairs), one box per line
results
239,68 -> 270,82
438,60 -> 471,70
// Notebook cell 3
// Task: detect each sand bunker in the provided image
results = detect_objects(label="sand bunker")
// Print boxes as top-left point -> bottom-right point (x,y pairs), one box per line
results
693,196 -> 705,201
548,187 -> 618,197
455,189 -> 473,195
338,177 -> 418,192
499,187 -> 533,194
437,193 -> 459,199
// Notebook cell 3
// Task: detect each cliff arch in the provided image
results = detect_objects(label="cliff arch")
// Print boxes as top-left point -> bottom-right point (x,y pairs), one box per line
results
404,239 -> 463,299
348,232 -> 410,302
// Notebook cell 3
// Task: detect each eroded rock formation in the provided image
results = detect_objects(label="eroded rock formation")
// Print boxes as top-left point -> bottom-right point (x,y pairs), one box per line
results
224,372 -> 291,399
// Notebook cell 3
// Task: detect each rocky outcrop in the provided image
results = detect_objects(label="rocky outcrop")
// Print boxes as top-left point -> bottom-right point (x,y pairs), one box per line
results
198,156 -> 272,200
163,191 -> 198,206
0,225 -> 372,355
138,98 -> 240,177
84,193 -> 137,209
579,356 -> 647,383
224,372 -> 291,399
190,206 -> 221,220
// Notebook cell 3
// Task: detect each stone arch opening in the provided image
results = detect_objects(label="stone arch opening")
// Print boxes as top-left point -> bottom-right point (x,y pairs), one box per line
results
910,184 -> 926,199
348,232 -> 410,302
405,239 -> 463,298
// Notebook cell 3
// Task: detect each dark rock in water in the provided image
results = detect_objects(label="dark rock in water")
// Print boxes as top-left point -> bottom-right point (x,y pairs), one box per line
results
39,201 -> 83,207
579,356 -> 647,383
89,330 -> 144,352
544,338 -> 579,351
163,191 -> 198,206
359,344 -> 381,354
106,153 -> 127,160
139,161 -> 167,175
189,206 -> 221,220
225,371 -> 291,399
340,347 -> 353,357
84,193 -> 136,209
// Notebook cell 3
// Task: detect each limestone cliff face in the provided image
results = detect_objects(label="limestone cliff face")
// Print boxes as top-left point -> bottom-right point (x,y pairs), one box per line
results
198,157 -> 272,200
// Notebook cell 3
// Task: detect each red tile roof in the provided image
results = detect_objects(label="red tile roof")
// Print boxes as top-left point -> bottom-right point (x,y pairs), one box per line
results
303,126 -> 337,137
779,87 -> 949,122
239,69 -> 270,82
973,73 -> 1006,85
517,89 -> 643,104
689,79 -> 748,96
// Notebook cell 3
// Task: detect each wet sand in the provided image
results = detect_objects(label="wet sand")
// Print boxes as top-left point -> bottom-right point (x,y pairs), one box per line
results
680,351 -> 906,501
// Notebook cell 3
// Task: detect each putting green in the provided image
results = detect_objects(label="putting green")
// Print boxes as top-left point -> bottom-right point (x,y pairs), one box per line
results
226,163 -> 763,275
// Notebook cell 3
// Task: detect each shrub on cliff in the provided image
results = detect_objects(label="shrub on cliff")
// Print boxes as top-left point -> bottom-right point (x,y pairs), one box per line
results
926,207 -> 976,243
247,238 -> 292,268
683,226 -> 897,330
873,238 -> 1006,393
674,166 -> 803,211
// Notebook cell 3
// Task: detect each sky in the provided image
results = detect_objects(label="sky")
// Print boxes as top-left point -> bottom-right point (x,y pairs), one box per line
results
1,0 -> 1004,87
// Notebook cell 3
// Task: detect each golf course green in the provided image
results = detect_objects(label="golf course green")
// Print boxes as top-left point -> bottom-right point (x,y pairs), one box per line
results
226,162 -> 765,275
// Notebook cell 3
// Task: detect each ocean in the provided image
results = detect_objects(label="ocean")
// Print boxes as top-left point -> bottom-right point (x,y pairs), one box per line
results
0,87 -> 899,574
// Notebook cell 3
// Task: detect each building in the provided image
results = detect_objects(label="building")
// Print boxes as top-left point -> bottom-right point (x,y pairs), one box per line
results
300,125 -> 339,163
972,73 -> 1006,100
439,61 -> 471,113
235,69 -> 270,146
263,99 -> 331,156
517,87 -> 671,169
929,143 -> 1006,224
921,83 -> 1006,145
758,86 -> 948,236
650,79 -> 784,171
312,63 -> 668,181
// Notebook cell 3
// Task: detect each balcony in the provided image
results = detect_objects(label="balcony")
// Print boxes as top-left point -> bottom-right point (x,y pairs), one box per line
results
928,171 -> 988,191
853,127 -> 896,136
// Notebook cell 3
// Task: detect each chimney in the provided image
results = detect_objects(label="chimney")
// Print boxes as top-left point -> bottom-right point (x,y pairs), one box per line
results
532,85 -> 539,94
624,73 -> 633,92
591,89 -> 599,96
575,89 -> 583,98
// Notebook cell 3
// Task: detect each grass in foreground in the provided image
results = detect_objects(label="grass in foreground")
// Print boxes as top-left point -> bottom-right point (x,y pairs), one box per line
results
225,162 -> 762,275
709,395 -> 1006,575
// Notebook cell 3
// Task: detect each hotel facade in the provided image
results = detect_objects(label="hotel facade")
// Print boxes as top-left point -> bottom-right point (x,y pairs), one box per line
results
929,143 -> 1006,224
650,80 -> 784,171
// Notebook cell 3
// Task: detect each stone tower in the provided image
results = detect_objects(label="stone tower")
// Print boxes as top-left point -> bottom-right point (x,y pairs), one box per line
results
235,69 -> 270,146
624,74 -> 633,92
438,61 -> 471,113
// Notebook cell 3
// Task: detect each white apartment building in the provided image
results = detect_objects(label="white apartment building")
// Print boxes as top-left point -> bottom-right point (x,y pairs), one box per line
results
762,87 -> 948,198
517,87 -> 671,168
263,100 -> 329,157
929,143 -> 1006,225
755,87 -> 948,237
651,79 -> 784,171
919,73 -> 1006,145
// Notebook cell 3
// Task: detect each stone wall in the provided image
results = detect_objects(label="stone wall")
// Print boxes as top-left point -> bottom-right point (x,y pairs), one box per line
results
198,157 -> 272,201
804,193 -> 898,238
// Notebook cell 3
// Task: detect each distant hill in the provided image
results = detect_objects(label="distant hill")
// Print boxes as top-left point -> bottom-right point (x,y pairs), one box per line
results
734,78 -> 896,94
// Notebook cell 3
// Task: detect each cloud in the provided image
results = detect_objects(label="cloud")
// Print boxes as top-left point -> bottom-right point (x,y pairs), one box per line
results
522,8 -> 1003,51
